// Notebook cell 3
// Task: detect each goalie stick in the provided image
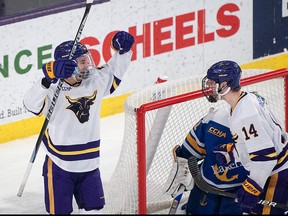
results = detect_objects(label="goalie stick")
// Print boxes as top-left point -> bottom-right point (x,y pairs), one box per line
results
187,156 -> 288,211
168,192 -> 183,215
17,0 -> 94,197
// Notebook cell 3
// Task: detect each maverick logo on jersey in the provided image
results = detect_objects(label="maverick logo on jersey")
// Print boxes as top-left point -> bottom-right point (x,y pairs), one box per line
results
65,91 -> 97,123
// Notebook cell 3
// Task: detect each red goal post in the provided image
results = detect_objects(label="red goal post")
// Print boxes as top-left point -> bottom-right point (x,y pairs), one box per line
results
104,68 -> 288,214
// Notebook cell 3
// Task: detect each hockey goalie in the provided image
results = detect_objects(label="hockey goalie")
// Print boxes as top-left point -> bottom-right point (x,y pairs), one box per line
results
164,108 -> 248,214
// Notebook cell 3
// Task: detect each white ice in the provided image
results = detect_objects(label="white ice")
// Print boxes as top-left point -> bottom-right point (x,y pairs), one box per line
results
0,113 -> 185,214
0,113 -> 125,214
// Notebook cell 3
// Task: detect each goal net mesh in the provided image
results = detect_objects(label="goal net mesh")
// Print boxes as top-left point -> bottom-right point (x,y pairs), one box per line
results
103,69 -> 286,214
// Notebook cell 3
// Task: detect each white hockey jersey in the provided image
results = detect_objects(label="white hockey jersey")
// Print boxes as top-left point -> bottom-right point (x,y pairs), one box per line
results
23,51 -> 132,173
230,91 -> 288,188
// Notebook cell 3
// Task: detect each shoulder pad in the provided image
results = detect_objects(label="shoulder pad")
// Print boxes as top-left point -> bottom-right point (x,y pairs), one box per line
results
202,108 -> 229,127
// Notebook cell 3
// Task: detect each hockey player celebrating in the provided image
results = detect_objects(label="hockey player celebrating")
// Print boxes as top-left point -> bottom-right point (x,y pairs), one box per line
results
164,108 -> 248,214
23,31 -> 134,214
201,60 -> 288,214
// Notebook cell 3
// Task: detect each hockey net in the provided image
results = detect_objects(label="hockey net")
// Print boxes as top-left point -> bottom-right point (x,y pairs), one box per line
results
103,68 -> 288,214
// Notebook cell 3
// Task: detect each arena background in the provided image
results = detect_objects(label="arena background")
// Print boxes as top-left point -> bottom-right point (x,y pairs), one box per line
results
1,0 -> 288,144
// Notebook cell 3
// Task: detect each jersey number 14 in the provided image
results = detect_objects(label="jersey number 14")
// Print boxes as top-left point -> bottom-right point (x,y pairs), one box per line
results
242,124 -> 259,140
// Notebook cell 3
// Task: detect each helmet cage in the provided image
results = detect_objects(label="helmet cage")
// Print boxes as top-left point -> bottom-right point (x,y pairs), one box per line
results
202,76 -> 219,103
54,40 -> 97,80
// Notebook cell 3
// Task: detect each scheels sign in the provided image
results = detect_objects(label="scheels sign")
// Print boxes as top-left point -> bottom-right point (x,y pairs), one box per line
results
0,3 -> 240,78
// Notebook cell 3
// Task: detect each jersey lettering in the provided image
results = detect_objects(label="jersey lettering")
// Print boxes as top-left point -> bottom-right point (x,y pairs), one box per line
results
208,126 -> 226,138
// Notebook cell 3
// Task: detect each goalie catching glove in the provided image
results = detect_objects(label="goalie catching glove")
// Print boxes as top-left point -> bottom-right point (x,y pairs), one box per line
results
111,31 -> 134,55
164,145 -> 194,198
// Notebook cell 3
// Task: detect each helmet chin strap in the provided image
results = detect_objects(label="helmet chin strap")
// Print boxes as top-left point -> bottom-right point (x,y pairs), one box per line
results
217,83 -> 231,99
71,74 -> 82,82
218,86 -> 231,96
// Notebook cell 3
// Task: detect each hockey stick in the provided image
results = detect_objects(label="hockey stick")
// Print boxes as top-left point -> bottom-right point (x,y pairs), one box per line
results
17,0 -> 94,197
187,156 -> 288,211
168,192 -> 183,215
168,183 -> 189,215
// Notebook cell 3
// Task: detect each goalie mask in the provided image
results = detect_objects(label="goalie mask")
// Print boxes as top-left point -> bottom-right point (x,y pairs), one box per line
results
54,40 -> 96,80
202,60 -> 242,103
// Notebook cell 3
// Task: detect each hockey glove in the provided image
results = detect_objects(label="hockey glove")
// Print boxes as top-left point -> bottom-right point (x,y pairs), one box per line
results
236,177 -> 263,213
213,143 -> 235,167
42,59 -> 77,83
164,145 -> 194,198
111,31 -> 134,55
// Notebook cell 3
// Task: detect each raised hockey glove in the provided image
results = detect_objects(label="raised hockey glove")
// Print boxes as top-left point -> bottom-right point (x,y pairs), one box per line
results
236,177 -> 263,213
111,31 -> 134,55
42,59 -> 77,83
164,145 -> 194,198
213,143 -> 235,167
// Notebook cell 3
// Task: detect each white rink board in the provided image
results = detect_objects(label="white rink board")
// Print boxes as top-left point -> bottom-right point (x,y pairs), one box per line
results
0,0 -> 253,125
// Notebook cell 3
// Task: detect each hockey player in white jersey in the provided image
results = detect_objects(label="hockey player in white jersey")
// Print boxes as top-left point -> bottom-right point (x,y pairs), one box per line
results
164,108 -> 248,214
201,60 -> 288,214
23,31 -> 134,214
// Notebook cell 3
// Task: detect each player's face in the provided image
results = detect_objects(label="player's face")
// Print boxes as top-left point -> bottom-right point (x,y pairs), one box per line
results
202,77 -> 220,103
74,52 -> 96,80
205,79 -> 220,98
76,54 -> 92,72
205,79 -> 217,94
